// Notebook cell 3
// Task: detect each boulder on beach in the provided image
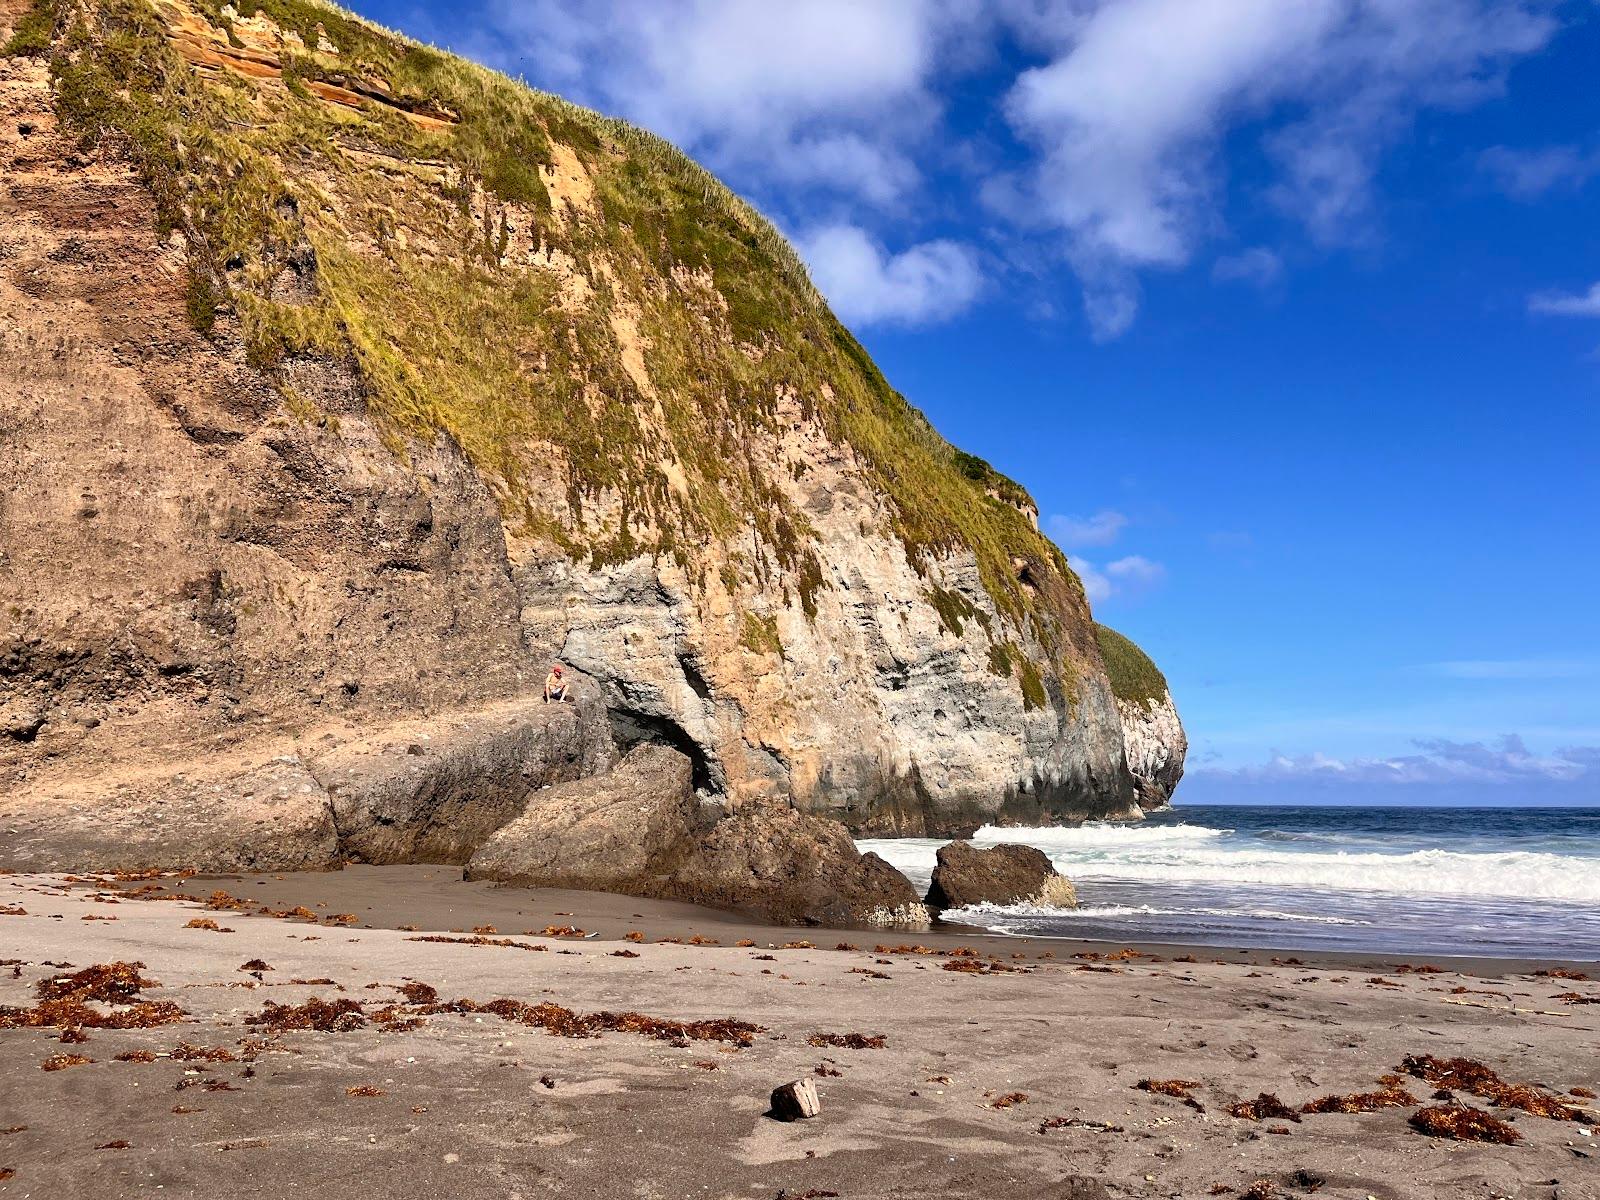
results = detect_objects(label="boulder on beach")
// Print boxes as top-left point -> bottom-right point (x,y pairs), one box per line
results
464,743 -> 703,893
925,841 -> 1077,911
468,745 -> 929,929
672,805 -> 930,929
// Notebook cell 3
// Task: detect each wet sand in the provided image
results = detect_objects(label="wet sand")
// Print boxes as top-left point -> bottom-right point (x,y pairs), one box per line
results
1,867 -> 1597,1199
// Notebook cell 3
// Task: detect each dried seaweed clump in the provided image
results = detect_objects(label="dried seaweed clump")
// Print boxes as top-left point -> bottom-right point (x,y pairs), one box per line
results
170,1042 -> 236,1063
1408,1104 -> 1520,1144
1136,1079 -> 1204,1111
1300,1086 -> 1418,1114
943,958 -> 1018,975
1228,1093 -> 1301,1123
247,998 -> 368,1033
345,1085 -> 385,1097
406,935 -> 547,952
41,1053 -> 93,1071
808,1032 -> 887,1050
1401,1055 -> 1581,1121
0,962 -> 184,1031
986,1091 -> 1028,1109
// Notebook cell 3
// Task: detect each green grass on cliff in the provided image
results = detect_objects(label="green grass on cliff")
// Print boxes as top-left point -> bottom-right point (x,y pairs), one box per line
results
33,0 -> 1096,697
1095,624 -> 1169,711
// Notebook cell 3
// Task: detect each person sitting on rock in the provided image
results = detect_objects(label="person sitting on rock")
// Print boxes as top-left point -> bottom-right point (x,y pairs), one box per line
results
543,664 -> 569,703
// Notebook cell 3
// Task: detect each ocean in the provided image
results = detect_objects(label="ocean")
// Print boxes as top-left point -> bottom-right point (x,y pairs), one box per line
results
858,805 -> 1600,960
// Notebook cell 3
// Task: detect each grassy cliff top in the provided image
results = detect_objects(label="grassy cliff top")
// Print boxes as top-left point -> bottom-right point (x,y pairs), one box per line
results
1094,624 -> 1169,712
18,0 -> 1091,666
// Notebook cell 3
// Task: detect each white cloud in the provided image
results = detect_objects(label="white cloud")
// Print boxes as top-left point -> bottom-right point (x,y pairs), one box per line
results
1212,247 -> 1283,287
798,225 -> 984,326
1197,735 -> 1594,786
995,0 -> 1555,334
474,0 -> 967,208
1479,144 -> 1600,200
1047,509 -> 1129,547
1529,282 -> 1600,318
1069,553 -> 1165,604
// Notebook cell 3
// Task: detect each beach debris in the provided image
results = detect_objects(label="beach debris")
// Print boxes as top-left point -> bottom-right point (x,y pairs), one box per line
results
849,967 -> 890,980
1400,1055 -> 1583,1121
1,905 -> 28,916
1038,1116 -> 1125,1134
238,959 -> 272,973
1553,992 -> 1599,1005
1408,1104 -> 1521,1144
248,998 -> 368,1033
986,1091 -> 1029,1109
1571,1086 -> 1597,1099
1536,968 -> 1590,981
1394,963 -> 1445,974
815,1063 -> 842,1077
171,1042 -> 236,1062
808,1032 -> 886,1050
540,1074 -> 557,1088
0,1170 -> 13,1182
835,942 -> 859,952
95,1140 -> 131,1150
1240,1181 -> 1279,1200
406,935 -> 547,952
773,1190 -> 838,1199
611,949 -> 640,958
1300,1086 -> 1418,1114
1228,1093 -> 1301,1123
184,917 -> 233,931
770,1077 -> 821,1121
535,924 -> 587,938
345,1085 -> 385,1097
113,1050 -> 157,1063
398,982 -> 438,1005
41,1053 -> 93,1071
0,962 -> 184,1031
1136,1079 -> 1204,1112
472,925 -> 498,935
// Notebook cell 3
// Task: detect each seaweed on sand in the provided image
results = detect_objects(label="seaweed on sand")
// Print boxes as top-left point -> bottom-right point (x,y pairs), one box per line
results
808,1032 -> 886,1050
1408,1105 -> 1520,1144
41,1053 -> 93,1071
1400,1055 -> 1582,1121
247,998 -> 368,1033
1300,1086 -> 1418,1114
0,962 -> 185,1031
1136,1079 -> 1204,1111
1228,1093 -> 1301,1123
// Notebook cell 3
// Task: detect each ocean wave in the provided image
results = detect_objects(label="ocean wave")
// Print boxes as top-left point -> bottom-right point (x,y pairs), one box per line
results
859,835 -> 1600,904
974,823 -> 1231,848
945,901 -> 1368,926
1047,846 -> 1600,902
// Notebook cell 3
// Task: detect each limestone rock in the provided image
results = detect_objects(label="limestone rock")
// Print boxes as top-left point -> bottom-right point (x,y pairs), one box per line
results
925,841 -> 1077,911
316,694 -> 617,865
673,806 -> 930,928
1118,691 -> 1187,811
465,743 -> 701,891
769,1077 -> 821,1121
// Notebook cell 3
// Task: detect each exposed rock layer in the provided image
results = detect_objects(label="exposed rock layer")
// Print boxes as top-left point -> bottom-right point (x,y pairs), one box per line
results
0,0 -> 1184,863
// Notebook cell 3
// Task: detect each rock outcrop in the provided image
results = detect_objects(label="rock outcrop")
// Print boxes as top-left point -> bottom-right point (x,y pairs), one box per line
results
1096,625 -> 1187,810
0,0 -> 1184,876
671,807 -> 929,928
468,744 -> 929,928
465,744 -> 702,894
925,842 -> 1077,911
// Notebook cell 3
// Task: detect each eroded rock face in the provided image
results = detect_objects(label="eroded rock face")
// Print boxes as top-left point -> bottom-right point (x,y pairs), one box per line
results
925,841 -> 1077,911
465,743 -> 702,893
1118,692 -> 1187,811
0,1 -> 1182,858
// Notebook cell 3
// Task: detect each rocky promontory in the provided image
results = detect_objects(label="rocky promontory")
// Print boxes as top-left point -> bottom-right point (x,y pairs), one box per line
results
0,0 -> 1185,905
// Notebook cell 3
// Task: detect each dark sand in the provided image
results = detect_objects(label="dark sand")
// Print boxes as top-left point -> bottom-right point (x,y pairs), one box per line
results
1,867 -> 1596,1199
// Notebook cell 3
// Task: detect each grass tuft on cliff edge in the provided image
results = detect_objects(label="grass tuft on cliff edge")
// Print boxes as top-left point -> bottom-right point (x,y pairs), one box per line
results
1094,624 -> 1169,712
28,0 -> 1104,699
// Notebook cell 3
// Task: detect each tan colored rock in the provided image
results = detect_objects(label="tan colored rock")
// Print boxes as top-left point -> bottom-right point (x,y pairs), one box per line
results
925,841 -> 1076,911
769,1077 -> 821,1121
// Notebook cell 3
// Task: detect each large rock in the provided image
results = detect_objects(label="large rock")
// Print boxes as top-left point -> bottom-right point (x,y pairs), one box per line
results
469,746 -> 928,929
315,694 -> 617,865
0,4 -> 1183,849
673,806 -> 929,928
925,841 -> 1077,911
1118,692 -> 1187,811
465,743 -> 701,891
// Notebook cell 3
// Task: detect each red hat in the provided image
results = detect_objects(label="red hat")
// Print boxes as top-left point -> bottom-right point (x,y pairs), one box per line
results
552,665 -> 563,675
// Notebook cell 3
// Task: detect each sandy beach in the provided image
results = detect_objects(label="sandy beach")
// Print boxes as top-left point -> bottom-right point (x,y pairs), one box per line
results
1,868 -> 1596,1200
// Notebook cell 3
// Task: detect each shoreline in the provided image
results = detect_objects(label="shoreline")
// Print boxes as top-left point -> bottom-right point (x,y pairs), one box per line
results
3,867 -> 1598,1198
80,863 -> 1600,976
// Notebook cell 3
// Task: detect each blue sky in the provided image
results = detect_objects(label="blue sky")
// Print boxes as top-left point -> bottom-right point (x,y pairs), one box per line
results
349,0 -> 1598,805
